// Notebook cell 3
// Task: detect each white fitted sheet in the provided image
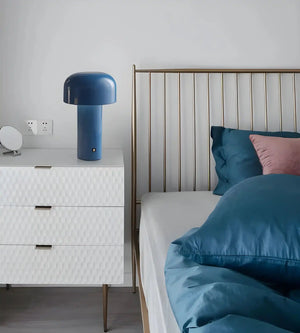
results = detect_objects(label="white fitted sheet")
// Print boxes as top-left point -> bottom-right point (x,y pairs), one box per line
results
139,191 -> 220,333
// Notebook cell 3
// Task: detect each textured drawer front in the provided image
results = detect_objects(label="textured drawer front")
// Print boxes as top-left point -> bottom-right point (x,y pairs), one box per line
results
0,206 -> 124,246
0,245 -> 123,284
0,167 -> 124,206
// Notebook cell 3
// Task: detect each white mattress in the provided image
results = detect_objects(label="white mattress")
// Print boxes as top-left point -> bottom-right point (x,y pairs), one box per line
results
139,191 -> 220,333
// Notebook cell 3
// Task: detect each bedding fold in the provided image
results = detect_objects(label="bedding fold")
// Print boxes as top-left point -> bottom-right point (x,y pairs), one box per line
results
165,243 -> 300,333
188,315 -> 294,333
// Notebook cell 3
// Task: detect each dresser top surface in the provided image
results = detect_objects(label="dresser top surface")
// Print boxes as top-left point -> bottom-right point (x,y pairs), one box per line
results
0,149 -> 124,167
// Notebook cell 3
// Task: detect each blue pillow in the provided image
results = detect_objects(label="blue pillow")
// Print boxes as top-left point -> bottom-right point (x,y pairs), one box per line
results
177,174 -> 300,287
211,126 -> 300,195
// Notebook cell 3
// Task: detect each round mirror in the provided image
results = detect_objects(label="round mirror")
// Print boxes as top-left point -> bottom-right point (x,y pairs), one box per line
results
0,126 -> 23,151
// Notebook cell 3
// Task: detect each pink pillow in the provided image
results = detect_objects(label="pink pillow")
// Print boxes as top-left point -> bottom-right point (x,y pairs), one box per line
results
249,134 -> 300,176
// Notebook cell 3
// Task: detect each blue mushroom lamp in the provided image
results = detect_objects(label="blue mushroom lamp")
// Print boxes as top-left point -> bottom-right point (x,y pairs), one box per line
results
63,72 -> 116,160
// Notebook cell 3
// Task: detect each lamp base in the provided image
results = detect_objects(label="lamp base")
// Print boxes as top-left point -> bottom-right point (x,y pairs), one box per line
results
77,105 -> 102,161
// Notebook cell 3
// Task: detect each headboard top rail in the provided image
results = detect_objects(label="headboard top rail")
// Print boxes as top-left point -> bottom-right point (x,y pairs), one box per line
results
135,68 -> 300,74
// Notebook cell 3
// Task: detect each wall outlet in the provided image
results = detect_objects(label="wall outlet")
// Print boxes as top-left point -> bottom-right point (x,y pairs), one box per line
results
24,120 -> 38,135
38,120 -> 53,135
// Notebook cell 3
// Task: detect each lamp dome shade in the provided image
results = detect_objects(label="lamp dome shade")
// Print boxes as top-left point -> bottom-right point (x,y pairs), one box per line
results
63,72 -> 116,105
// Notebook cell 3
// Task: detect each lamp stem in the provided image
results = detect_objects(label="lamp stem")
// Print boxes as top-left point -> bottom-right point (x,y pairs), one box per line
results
77,105 -> 102,160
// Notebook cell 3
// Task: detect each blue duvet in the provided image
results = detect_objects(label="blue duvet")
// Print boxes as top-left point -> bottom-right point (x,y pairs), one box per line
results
165,244 -> 300,332
165,175 -> 300,333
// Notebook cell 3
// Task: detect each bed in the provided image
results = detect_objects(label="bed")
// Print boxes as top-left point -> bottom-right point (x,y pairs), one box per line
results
140,191 -> 219,333
130,66 -> 300,333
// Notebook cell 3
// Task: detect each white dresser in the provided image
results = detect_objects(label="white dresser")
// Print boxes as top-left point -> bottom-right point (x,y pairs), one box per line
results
0,148 -> 124,331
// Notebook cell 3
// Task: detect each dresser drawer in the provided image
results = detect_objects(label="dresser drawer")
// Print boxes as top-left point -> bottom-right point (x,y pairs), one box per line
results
0,206 -> 123,246
0,167 -> 124,206
0,245 -> 123,284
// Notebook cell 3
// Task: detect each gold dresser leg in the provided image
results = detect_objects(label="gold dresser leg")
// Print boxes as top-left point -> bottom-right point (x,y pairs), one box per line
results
102,284 -> 108,332
132,249 -> 136,293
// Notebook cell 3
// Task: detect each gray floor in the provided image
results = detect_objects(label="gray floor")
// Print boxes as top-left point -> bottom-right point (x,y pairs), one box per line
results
0,287 -> 143,333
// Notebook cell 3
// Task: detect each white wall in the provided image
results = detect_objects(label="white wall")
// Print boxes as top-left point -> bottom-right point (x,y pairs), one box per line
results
1,0 -> 300,285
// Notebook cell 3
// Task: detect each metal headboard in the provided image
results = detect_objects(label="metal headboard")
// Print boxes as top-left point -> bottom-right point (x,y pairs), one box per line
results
131,66 -> 300,295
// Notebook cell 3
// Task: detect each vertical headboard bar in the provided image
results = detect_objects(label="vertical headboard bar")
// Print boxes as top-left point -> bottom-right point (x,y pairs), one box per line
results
192,73 -> 197,191
131,64 -> 137,292
236,73 -> 240,129
221,72 -> 225,126
293,73 -> 298,132
264,73 -> 268,131
163,73 -> 167,192
207,73 -> 211,191
250,73 -> 254,130
279,73 -> 283,131
148,73 -> 152,192
178,73 -> 182,192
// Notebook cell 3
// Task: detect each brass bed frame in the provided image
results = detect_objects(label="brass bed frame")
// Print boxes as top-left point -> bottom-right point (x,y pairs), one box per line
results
131,66 -> 300,333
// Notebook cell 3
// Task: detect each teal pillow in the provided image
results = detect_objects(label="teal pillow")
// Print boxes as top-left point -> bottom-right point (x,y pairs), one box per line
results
211,126 -> 300,195
178,174 -> 300,287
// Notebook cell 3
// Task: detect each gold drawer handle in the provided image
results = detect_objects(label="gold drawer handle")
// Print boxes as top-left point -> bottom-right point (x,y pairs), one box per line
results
35,245 -> 52,250
35,206 -> 52,210
34,165 -> 52,169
